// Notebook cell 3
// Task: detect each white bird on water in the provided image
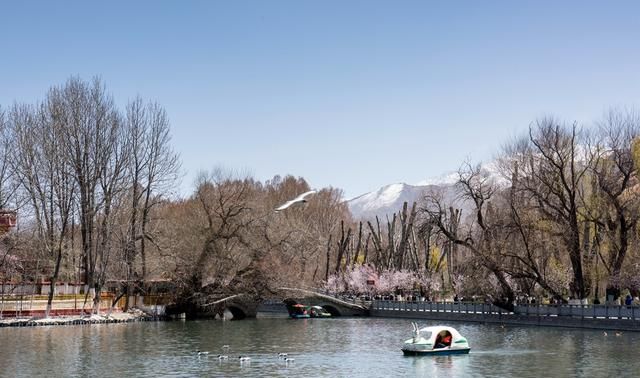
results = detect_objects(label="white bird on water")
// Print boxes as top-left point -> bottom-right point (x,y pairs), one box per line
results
275,190 -> 317,212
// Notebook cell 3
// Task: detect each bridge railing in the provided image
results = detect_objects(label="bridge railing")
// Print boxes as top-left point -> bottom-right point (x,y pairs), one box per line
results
372,300 -> 640,321
372,300 -> 509,315
515,303 -> 640,320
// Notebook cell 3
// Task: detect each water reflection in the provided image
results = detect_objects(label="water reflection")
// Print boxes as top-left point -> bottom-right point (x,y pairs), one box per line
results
1,318 -> 639,377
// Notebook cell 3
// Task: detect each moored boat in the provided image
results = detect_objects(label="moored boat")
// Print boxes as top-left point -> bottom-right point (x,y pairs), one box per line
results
401,323 -> 470,356
309,305 -> 331,318
286,303 -> 310,318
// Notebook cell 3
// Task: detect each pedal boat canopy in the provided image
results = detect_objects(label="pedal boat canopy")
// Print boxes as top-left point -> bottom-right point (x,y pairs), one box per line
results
401,324 -> 470,355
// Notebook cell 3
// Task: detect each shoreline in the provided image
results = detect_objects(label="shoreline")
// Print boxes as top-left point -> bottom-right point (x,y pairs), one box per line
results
0,308 -> 161,328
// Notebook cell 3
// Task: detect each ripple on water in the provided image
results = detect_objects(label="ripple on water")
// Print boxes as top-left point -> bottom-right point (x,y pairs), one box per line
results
1,318 -> 640,377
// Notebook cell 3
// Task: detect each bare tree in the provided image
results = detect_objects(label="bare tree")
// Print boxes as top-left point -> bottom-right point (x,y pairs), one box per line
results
498,158 -> 568,300
1,77 -> 183,315
138,102 -> 180,280
334,220 -> 352,272
396,202 -> 418,270
91,110 -> 130,313
421,163 -> 516,309
0,107 -> 20,296
9,98 -> 76,317
51,77 -> 125,313
122,98 -> 180,308
507,119 -> 592,299
587,109 -> 640,300
0,107 -> 19,210
191,169 -> 255,290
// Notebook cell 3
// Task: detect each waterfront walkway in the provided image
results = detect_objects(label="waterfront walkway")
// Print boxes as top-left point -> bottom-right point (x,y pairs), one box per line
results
371,300 -> 640,331
0,294 -> 165,319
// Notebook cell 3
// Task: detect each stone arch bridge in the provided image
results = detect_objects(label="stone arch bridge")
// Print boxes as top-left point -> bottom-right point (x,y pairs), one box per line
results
194,288 -> 369,320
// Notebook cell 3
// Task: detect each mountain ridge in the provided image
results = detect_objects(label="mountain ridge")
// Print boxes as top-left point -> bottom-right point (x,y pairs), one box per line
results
347,163 -> 503,219
347,182 -> 444,220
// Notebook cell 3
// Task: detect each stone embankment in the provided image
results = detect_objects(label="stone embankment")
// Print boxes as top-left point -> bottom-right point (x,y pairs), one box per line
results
0,308 -> 158,328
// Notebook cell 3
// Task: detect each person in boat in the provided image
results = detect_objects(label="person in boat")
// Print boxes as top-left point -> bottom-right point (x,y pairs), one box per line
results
435,332 -> 452,349
435,334 -> 442,348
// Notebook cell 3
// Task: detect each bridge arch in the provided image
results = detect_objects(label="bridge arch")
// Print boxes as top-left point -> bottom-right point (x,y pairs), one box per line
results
198,294 -> 259,320
278,288 -> 368,317
319,304 -> 341,317
225,305 -> 248,320
188,289 -> 368,320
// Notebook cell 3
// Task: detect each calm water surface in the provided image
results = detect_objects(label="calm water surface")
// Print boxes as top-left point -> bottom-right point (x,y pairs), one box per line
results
1,315 -> 638,377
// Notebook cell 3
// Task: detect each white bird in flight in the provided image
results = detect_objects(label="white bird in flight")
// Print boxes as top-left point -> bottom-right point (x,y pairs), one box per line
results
275,190 -> 317,212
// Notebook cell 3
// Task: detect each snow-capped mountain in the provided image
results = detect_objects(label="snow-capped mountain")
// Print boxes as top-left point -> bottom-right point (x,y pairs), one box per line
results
347,163 -> 504,220
415,172 -> 459,187
347,183 -> 429,220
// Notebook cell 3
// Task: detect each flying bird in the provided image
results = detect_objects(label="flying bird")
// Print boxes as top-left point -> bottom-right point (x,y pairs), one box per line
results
275,190 -> 317,212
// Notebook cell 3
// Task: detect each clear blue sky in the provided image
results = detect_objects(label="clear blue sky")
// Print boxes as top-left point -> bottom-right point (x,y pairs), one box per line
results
2,1 -> 640,198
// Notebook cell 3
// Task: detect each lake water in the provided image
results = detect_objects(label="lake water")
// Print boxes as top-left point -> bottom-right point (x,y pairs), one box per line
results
1,315 -> 638,377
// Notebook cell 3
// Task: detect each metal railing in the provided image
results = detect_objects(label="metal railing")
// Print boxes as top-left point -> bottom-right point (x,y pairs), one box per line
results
372,300 -> 508,315
514,303 -> 640,320
372,300 -> 640,321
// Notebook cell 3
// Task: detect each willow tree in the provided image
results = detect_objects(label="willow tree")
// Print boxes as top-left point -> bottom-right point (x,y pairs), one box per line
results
507,119 -> 593,300
588,110 -> 640,299
190,169 -> 256,291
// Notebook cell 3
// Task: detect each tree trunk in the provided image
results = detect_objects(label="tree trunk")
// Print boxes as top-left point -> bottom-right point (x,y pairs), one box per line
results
45,248 -> 64,318
324,234 -> 332,281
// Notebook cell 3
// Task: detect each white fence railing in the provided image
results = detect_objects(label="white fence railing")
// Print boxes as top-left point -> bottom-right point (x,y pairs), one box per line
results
372,300 -> 640,320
